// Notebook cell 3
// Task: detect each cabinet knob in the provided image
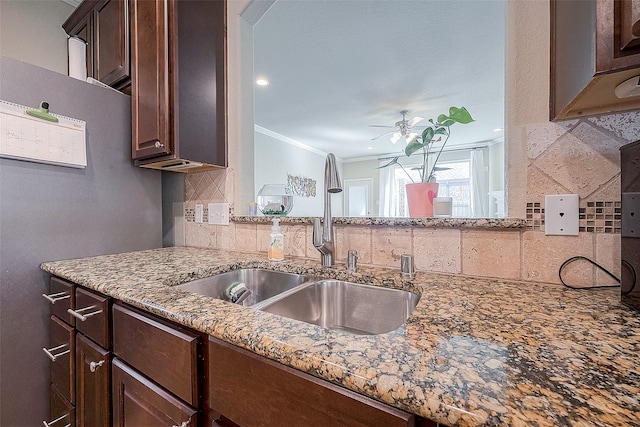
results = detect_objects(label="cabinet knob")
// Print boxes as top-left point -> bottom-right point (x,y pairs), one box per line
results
43,344 -> 70,362
154,140 -> 164,148
67,305 -> 102,322
89,360 -> 105,373
42,291 -> 71,304
42,412 -> 71,427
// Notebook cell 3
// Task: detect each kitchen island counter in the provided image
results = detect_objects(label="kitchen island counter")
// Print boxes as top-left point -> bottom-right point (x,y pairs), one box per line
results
41,247 -> 640,426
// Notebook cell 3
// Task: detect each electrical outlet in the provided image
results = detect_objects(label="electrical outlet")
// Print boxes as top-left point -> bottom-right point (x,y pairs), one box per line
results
195,204 -> 204,223
208,202 -> 229,225
545,194 -> 579,236
622,192 -> 640,238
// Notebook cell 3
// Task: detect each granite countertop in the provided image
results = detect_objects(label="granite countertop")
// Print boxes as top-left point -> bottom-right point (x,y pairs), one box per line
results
231,215 -> 527,229
40,247 -> 639,427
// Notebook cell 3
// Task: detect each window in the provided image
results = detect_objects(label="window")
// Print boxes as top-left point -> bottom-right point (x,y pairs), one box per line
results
384,160 -> 471,217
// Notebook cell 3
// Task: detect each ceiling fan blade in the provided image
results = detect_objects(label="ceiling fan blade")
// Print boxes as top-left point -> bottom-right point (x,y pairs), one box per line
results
406,132 -> 418,144
371,130 -> 395,141
368,124 -> 395,128
407,116 -> 424,127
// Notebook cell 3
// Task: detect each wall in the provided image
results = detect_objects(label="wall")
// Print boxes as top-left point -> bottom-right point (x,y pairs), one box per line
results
0,0 -> 72,75
254,130 -> 329,216
0,57 -> 162,426
181,0 -> 638,289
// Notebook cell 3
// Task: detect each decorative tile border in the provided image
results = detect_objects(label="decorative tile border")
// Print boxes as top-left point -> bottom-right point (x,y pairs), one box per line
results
526,201 -> 621,233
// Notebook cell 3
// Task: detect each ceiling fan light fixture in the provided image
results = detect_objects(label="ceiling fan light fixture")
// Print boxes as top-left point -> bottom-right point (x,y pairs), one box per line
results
391,132 -> 402,144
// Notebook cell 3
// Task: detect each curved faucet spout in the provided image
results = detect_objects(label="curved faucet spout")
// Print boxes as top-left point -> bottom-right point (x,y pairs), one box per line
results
313,153 -> 342,267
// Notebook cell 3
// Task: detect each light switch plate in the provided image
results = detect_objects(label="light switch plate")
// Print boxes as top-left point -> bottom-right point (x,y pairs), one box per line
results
545,194 -> 579,236
195,204 -> 204,223
622,192 -> 640,238
208,202 -> 229,225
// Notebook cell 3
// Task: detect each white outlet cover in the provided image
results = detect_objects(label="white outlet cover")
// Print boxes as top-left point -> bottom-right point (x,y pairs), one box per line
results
545,194 -> 579,236
195,204 -> 204,223
208,202 -> 229,225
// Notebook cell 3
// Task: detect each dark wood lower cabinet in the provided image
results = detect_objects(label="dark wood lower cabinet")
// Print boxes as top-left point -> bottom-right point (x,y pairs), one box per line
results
49,383 -> 75,427
208,336 -> 433,427
76,333 -> 111,427
112,358 -> 198,427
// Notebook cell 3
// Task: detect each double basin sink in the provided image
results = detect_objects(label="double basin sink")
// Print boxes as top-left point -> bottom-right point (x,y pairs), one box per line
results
176,269 -> 420,335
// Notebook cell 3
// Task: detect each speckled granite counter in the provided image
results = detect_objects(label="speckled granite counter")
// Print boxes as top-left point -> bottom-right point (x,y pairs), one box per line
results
231,216 -> 527,229
40,247 -> 639,427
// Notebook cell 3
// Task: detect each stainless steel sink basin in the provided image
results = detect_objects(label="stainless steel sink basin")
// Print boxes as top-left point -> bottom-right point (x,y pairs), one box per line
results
257,280 -> 420,335
175,269 -> 309,306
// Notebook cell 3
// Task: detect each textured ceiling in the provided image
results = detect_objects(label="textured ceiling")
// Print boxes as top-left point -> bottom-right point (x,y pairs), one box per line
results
253,0 -> 506,161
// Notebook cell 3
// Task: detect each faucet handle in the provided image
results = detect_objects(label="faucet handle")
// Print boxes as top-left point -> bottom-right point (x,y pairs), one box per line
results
312,218 -> 322,248
400,254 -> 415,279
347,250 -> 359,272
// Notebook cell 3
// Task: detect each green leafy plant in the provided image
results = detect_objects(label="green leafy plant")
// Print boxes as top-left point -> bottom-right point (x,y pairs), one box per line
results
379,106 -> 474,183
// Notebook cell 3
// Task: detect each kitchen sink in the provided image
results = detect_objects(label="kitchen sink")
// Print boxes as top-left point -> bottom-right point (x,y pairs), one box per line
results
175,269 -> 309,306
256,280 -> 420,335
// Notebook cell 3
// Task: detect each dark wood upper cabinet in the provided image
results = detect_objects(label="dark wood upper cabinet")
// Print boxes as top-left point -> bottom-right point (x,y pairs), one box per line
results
131,0 -> 228,172
63,0 -> 130,90
551,0 -> 640,120
93,0 -> 129,88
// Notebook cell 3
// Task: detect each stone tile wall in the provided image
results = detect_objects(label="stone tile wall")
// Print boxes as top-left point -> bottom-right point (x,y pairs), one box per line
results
183,110 -> 639,288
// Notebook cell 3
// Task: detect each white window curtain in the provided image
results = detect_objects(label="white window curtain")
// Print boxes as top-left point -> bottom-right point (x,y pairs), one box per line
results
469,149 -> 488,217
379,160 -> 395,216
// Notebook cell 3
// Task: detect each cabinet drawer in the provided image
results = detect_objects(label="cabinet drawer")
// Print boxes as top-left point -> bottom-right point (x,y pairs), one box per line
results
47,383 -> 75,427
112,303 -> 201,406
46,315 -> 75,404
71,287 -> 110,348
209,337 -> 416,427
45,277 -> 75,326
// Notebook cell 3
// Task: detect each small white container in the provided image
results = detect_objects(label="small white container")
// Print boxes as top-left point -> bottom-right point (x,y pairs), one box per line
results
433,197 -> 453,217
268,218 -> 284,261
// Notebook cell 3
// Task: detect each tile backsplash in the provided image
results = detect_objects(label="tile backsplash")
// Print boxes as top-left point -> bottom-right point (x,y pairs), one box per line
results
182,110 -> 638,288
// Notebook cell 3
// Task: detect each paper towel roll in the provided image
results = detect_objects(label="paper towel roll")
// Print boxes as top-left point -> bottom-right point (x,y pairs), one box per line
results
68,37 -> 87,81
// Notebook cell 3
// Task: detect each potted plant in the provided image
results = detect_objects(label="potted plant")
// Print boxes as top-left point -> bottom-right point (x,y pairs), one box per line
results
379,106 -> 474,216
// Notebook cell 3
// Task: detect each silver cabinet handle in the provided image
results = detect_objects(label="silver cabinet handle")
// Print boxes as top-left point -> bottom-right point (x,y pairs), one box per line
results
89,360 -> 105,373
43,412 -> 71,427
172,422 -> 189,427
155,140 -> 164,148
42,291 -> 70,304
67,305 -> 102,322
43,344 -> 70,362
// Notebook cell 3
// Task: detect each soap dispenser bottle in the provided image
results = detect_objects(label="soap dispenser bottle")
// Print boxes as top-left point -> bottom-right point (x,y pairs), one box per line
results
268,218 -> 284,261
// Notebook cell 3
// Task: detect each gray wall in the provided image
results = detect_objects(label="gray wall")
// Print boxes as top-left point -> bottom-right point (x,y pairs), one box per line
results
0,57 -> 162,426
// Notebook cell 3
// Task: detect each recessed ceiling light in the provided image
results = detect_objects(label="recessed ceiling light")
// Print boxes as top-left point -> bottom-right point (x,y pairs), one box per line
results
367,146 -> 373,150
493,128 -> 503,132
256,78 -> 269,86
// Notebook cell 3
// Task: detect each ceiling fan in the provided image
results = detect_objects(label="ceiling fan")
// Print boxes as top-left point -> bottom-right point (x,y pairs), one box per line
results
369,110 -> 425,144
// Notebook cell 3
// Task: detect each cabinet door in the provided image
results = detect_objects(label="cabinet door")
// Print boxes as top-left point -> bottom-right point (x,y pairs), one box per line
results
130,0 -> 172,160
94,0 -> 130,88
112,358 -> 198,427
619,0 -> 640,51
76,334 -> 111,427
596,0 -> 640,72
